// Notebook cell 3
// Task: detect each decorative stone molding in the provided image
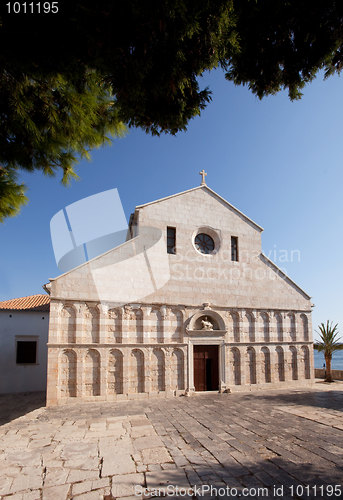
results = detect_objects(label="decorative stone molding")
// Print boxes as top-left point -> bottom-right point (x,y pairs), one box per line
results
160,306 -> 168,319
123,305 -> 134,320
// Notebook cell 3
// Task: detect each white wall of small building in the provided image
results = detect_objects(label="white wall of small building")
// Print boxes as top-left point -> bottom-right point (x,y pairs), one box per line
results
0,310 -> 49,393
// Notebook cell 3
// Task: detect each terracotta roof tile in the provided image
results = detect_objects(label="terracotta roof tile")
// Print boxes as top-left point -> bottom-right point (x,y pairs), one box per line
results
0,294 -> 50,312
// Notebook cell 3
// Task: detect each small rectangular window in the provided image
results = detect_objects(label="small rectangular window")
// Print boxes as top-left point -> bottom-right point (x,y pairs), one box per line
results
16,341 -> 37,364
231,236 -> 238,261
167,227 -> 176,254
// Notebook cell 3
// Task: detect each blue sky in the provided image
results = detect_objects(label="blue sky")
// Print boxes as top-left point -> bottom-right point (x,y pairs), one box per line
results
1,69 -> 343,341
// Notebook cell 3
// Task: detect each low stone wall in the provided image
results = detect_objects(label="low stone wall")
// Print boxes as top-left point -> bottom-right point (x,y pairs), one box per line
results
315,368 -> 343,380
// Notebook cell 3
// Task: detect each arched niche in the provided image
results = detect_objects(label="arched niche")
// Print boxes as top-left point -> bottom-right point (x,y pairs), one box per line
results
187,310 -> 226,334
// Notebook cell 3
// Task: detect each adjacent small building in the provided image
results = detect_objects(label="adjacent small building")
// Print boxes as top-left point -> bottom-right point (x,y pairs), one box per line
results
46,176 -> 315,406
0,294 -> 50,394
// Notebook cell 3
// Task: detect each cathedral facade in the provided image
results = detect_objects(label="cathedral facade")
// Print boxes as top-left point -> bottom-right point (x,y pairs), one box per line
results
46,178 -> 314,405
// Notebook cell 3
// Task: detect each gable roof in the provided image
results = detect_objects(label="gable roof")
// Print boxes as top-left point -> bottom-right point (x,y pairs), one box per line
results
259,253 -> 312,300
0,294 -> 50,312
135,185 -> 264,232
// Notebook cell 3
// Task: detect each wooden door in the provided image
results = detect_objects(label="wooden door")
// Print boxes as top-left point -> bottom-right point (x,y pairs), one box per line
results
194,345 -> 219,391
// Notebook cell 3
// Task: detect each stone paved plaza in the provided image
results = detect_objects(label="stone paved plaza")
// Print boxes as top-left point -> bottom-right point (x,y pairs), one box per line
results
0,382 -> 343,500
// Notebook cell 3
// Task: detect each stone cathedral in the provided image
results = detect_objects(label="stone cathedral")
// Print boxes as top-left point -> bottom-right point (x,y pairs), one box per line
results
46,173 -> 314,406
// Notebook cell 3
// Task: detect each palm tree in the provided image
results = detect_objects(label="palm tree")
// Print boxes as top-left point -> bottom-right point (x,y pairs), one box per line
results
314,321 -> 343,382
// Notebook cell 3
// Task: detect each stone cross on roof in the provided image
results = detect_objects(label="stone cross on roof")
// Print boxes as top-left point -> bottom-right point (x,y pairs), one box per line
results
199,170 -> 207,186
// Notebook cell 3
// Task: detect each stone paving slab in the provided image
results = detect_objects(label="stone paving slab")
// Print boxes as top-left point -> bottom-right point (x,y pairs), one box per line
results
0,381 -> 343,499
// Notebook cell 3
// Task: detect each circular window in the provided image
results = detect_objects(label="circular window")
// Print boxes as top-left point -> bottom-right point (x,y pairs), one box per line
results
194,233 -> 215,254
192,226 -> 221,255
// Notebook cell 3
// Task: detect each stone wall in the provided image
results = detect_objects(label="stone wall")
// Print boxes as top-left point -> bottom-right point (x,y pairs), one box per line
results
136,187 -> 312,310
46,301 -> 314,405
315,368 -> 343,380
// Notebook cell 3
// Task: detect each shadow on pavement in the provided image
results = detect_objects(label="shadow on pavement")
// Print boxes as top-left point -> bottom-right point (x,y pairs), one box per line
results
234,385 -> 343,413
0,391 -> 46,426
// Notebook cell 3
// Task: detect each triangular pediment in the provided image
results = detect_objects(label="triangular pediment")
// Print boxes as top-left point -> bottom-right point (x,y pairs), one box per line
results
136,185 -> 263,233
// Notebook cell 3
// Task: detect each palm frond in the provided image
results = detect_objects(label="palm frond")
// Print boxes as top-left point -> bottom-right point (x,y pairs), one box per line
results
314,321 -> 343,355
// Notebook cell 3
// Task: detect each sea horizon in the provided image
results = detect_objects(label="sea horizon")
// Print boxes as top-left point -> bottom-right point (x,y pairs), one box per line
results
313,349 -> 343,370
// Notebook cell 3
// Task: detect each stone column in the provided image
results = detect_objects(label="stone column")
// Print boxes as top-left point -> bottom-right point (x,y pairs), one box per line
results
240,311 -> 246,343
178,308 -> 186,344
295,314 -> 302,342
161,307 -> 169,344
122,306 -> 131,344
284,347 -> 293,382
100,348 -> 107,398
219,343 -> 227,392
76,303 -> 86,344
145,348 -> 152,394
292,313 -> 298,342
76,348 -> 84,398
254,312 -> 261,343
285,312 -> 297,342
273,312 -> 283,342
238,346 -> 246,386
98,304 -> 108,344
187,342 -> 195,393
255,348 -> 262,385
226,311 -> 233,343
164,348 -> 172,394
239,310 -> 245,343
293,345 -> 299,381
156,308 -> 163,344
225,345 -> 231,387
144,307 -> 152,344
264,312 -> 271,343
122,348 -> 130,395
269,312 -> 276,342
142,347 -> 152,393
269,347 -> 277,384
181,347 -> 187,392
283,313 -> 289,342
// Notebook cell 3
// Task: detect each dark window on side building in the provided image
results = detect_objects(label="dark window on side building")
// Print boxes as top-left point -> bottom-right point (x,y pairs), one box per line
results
16,341 -> 37,364
167,227 -> 176,254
